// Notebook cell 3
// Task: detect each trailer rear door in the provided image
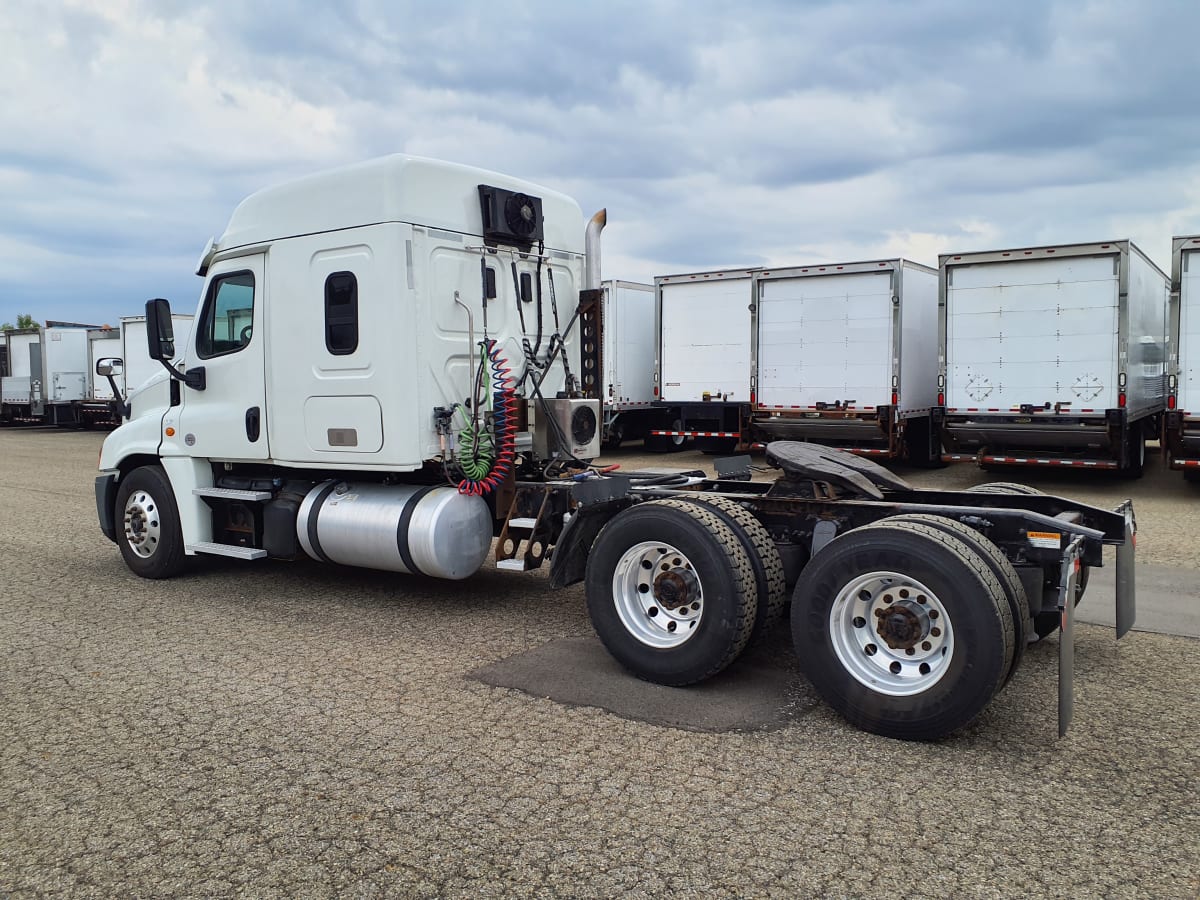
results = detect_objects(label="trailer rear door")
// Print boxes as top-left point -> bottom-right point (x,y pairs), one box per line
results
758,271 -> 892,408
946,255 -> 1118,411
659,278 -> 751,402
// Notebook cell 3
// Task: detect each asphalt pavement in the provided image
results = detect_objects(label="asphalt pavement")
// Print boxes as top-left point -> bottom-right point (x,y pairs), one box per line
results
1,429 -> 1197,898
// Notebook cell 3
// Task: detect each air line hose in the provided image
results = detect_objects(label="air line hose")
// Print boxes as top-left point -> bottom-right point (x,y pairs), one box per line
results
456,339 -> 517,496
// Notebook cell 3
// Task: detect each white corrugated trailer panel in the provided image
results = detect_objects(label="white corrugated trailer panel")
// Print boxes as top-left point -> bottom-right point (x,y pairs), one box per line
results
602,281 -> 655,405
946,255 -> 1120,410
758,270 -> 892,408
659,277 -> 753,402
1180,246 -> 1200,414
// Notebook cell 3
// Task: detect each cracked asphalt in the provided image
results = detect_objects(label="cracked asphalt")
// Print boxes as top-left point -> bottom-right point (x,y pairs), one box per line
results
1,429 -> 1198,897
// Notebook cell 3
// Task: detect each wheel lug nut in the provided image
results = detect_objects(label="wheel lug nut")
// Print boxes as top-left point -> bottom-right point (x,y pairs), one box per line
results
930,627 -> 941,638
922,641 -> 932,651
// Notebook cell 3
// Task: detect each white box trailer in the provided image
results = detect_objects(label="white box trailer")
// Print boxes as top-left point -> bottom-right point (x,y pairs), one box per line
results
88,328 -> 123,400
1165,235 -> 1200,476
1,322 -> 100,424
599,280 -> 658,447
751,259 -> 941,463
652,268 -> 758,451
117,314 -> 195,416
938,240 -> 1168,475
1,329 -> 41,418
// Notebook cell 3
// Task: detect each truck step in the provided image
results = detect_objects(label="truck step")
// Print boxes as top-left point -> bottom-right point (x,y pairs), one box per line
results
193,487 -> 273,501
495,559 -> 527,571
507,517 -> 539,530
186,541 -> 268,560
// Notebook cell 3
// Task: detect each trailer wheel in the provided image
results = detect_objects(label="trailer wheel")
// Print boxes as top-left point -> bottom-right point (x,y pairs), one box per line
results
791,520 -> 1014,740
964,481 -> 1043,495
602,419 -> 625,450
688,495 -> 787,642
115,465 -> 187,579
585,499 -> 758,685
645,417 -> 687,453
879,514 -> 1030,686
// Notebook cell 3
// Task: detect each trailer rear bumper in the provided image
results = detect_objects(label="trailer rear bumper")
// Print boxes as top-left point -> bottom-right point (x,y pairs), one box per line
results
944,417 -> 1113,452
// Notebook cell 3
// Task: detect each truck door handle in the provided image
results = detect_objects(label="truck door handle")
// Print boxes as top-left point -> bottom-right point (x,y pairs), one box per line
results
245,407 -> 261,442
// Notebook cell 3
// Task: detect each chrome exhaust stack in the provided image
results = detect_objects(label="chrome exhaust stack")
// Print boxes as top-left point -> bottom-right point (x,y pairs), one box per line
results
584,208 -> 607,291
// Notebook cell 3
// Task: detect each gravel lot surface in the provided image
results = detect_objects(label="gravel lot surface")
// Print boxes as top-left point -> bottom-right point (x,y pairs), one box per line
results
1,429 -> 1198,898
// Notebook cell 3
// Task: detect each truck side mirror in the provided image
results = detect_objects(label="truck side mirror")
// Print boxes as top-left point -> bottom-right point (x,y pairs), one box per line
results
96,357 -> 123,377
145,298 -> 176,360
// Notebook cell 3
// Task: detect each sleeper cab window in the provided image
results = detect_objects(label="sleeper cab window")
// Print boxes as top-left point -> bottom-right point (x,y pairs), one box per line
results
196,271 -> 255,359
325,271 -> 358,355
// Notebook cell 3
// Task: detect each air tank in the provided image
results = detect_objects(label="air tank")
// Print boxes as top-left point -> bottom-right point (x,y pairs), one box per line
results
296,482 -> 493,580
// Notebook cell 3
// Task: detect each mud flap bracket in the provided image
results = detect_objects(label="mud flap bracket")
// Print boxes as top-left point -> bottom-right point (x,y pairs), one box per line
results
1058,534 -> 1084,738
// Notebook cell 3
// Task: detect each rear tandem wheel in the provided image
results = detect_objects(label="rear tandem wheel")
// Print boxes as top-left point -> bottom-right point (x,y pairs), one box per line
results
791,519 -> 1015,740
585,499 -> 759,685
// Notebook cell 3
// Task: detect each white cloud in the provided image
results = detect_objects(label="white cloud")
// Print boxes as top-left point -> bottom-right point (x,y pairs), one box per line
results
0,0 -> 1197,326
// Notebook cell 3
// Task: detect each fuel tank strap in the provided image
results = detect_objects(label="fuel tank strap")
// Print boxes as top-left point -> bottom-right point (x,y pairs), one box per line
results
305,481 -> 341,563
396,485 -> 439,575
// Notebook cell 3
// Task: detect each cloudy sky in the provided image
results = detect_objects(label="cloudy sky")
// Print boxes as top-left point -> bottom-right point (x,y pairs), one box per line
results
1,0 -> 1197,327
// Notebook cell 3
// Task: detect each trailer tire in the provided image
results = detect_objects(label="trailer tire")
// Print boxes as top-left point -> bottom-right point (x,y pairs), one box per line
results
603,420 -> 625,450
879,514 -> 1030,686
585,499 -> 758,685
114,465 -> 187,580
964,482 -> 1043,495
791,520 -> 1013,740
645,417 -> 687,453
688,495 -> 787,642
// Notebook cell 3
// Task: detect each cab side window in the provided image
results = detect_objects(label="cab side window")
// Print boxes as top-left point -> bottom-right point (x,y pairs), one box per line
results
197,271 -> 255,359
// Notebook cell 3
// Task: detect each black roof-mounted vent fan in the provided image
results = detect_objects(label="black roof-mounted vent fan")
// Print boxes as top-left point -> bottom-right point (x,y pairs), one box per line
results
479,185 -> 544,250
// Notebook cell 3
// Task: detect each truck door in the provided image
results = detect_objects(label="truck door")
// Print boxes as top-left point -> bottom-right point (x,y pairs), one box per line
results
174,254 -> 269,460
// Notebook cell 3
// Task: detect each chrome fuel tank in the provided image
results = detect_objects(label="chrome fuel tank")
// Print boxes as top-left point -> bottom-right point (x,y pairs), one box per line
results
296,482 -> 492,580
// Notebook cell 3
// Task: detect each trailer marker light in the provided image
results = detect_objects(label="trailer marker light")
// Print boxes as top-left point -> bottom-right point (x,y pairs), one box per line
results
891,392 -> 898,405
1118,393 -> 1126,408
937,392 -> 944,405
1168,396 -> 1176,410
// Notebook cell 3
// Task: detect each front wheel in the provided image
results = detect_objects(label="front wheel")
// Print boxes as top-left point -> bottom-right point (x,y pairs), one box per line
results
114,465 -> 187,579
585,499 -> 758,685
791,520 -> 1014,740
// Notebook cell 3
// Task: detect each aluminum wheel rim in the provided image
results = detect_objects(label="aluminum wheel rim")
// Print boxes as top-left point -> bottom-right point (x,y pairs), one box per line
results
829,571 -> 954,696
123,489 -> 162,559
612,540 -> 703,648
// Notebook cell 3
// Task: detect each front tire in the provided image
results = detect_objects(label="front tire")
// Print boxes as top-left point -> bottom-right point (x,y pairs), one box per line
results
115,465 -> 186,579
791,520 -> 1014,740
585,499 -> 758,685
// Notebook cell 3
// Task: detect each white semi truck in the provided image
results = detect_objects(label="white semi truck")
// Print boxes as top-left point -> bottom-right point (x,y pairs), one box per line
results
751,259 -> 941,464
96,154 -> 1136,740
938,241 -> 1168,476
1165,235 -> 1200,478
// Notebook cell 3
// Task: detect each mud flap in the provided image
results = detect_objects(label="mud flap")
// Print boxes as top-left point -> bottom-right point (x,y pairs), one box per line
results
1115,499 -> 1136,639
1058,535 -> 1084,738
